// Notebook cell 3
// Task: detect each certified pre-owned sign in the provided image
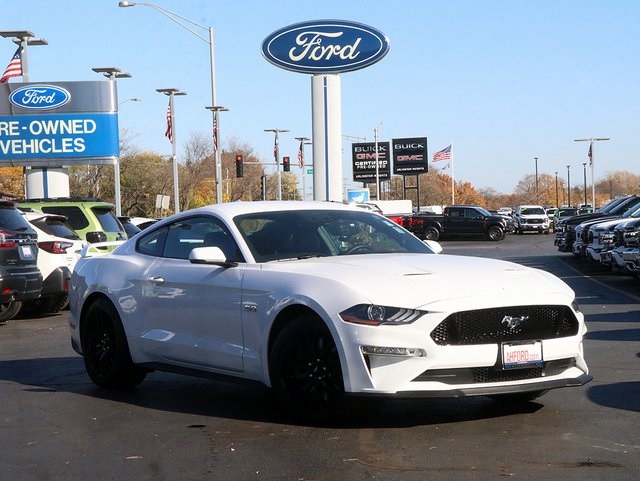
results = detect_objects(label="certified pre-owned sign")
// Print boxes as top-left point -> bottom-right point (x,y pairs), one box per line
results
262,20 -> 390,74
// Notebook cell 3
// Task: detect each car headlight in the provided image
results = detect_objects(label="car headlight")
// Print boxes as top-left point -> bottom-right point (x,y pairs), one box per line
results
340,304 -> 427,326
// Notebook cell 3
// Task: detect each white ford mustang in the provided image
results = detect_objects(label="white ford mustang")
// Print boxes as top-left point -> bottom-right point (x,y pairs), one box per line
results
69,201 -> 591,413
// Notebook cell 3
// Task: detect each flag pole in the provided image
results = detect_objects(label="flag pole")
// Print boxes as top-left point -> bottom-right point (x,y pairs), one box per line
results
450,142 -> 455,205
590,142 -> 595,207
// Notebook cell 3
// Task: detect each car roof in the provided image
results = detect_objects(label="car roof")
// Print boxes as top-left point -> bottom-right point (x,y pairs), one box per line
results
151,201 -> 362,227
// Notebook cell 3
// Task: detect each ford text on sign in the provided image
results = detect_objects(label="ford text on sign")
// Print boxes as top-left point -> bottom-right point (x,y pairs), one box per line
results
262,20 -> 390,74
0,113 -> 119,165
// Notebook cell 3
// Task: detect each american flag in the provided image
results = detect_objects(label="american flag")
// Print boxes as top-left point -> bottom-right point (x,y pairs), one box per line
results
213,116 -> 218,153
273,135 -> 278,162
0,47 -> 22,84
164,101 -> 173,144
588,142 -> 592,167
433,145 -> 451,162
297,139 -> 304,168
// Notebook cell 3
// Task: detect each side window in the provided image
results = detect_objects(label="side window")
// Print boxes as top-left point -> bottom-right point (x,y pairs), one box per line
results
156,216 -> 242,261
42,206 -> 89,230
137,226 -> 168,257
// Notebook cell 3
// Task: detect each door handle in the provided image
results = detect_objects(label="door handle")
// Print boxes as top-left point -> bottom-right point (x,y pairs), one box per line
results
148,276 -> 165,285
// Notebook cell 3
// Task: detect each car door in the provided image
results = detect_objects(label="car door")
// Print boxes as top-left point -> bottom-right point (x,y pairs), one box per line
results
137,215 -> 245,372
445,207 -> 466,234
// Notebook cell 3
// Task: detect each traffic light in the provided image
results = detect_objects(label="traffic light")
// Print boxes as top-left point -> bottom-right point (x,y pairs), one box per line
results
235,154 -> 243,178
283,156 -> 290,172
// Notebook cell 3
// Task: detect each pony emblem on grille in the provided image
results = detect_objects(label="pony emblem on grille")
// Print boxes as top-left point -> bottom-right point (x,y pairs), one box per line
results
502,315 -> 529,329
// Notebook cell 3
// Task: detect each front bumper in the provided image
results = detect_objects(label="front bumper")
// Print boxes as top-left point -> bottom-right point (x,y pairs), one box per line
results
340,304 -> 590,398
611,248 -> 640,273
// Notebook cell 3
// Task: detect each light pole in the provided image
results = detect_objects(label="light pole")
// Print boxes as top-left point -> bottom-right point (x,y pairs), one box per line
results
118,1 -> 221,203
295,136 -> 311,200
534,157 -> 539,204
2,31 -> 48,200
566,165 -> 571,207
205,105 -> 228,203
0,30 -> 47,82
92,67 -> 132,217
575,137 -> 610,208
265,129 -> 289,201
157,88 -> 186,213
373,123 -> 383,200
582,162 -> 588,207
555,171 -> 559,208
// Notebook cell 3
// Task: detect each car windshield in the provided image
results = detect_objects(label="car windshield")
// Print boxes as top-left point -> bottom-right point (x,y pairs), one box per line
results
234,209 -> 433,262
521,207 -> 545,215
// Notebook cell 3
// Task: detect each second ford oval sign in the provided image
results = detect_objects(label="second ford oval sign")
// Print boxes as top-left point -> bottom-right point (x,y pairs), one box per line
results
262,20 -> 390,74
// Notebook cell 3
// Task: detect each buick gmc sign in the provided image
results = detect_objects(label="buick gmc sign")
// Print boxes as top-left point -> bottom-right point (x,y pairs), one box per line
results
262,20 -> 390,74
9,85 -> 71,111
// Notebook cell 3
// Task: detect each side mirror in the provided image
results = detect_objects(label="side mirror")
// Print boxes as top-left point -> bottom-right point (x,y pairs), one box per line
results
423,239 -> 443,254
85,231 -> 107,244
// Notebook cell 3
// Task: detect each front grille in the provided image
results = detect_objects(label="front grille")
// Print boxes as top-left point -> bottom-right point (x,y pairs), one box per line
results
430,305 -> 579,346
413,358 -> 576,384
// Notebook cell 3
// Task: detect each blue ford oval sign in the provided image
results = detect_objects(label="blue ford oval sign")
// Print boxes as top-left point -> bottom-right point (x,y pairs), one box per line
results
262,20 -> 390,74
9,84 -> 71,111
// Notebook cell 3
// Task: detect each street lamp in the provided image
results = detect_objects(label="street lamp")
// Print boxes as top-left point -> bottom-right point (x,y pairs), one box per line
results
555,171 -> 559,208
118,1 -> 221,203
92,66 -> 131,79
157,88 -> 187,213
119,97 -> 142,106
265,129 -> 289,201
205,106 -> 228,203
92,67 -> 132,217
295,136 -> 311,200
575,137 -> 610,208
0,30 -> 47,82
534,157 -> 539,204
566,165 -> 571,207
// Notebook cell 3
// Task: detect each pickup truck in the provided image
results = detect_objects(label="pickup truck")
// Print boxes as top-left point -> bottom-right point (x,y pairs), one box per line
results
402,205 -> 507,241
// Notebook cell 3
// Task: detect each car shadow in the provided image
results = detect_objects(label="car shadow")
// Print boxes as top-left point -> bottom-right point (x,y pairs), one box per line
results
587,382 -> 640,413
0,356 -> 546,429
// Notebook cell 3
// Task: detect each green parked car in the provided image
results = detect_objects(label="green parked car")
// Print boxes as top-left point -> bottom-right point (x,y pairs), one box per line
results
17,199 -> 127,243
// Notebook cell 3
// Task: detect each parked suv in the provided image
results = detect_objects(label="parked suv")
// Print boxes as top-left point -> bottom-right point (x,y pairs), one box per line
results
0,201 -> 43,322
514,205 -> 550,234
20,212 -> 84,315
18,199 -> 126,243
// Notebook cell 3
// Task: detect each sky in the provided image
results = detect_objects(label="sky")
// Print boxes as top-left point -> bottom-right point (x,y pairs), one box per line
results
2,0 -> 639,196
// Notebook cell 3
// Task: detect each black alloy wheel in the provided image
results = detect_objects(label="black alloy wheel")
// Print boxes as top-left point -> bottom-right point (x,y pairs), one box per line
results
82,298 -> 147,388
270,316 -> 345,415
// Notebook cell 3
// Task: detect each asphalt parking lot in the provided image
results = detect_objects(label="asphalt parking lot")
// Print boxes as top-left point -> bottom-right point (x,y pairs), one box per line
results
1,233 -> 639,481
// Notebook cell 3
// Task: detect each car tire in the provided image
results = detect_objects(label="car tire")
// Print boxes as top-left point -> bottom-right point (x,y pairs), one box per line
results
20,294 -> 68,316
81,298 -> 147,388
0,301 -> 22,322
423,226 -> 440,241
486,226 -> 505,241
269,315 -> 344,416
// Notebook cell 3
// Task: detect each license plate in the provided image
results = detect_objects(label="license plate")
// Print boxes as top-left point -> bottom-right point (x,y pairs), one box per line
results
20,245 -> 34,259
501,341 -> 543,369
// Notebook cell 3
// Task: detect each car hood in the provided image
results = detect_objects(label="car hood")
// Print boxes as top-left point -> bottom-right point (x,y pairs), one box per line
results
266,253 -> 573,309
